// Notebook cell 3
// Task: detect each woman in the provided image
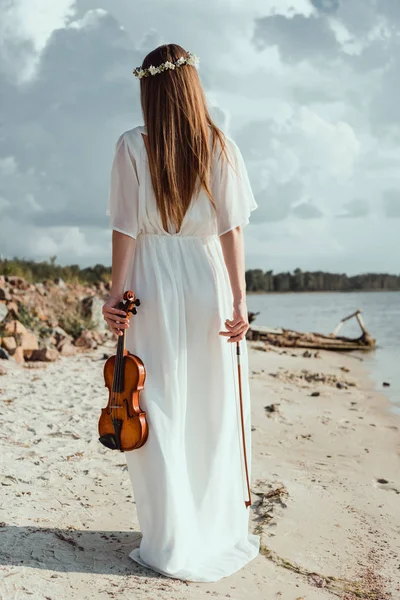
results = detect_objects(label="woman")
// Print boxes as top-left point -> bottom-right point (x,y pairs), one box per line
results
102,43 -> 260,583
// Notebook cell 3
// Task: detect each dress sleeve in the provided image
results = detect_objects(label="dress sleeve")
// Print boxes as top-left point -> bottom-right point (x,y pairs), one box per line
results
214,136 -> 258,236
106,132 -> 139,239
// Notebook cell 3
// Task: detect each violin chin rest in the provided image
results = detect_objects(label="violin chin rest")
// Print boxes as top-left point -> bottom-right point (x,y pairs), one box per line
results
99,434 -> 118,450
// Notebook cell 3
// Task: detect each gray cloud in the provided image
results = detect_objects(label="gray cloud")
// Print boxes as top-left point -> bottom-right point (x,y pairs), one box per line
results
292,202 -> 324,219
383,190 -> 400,218
338,199 -> 370,218
253,13 -> 339,62
255,180 -> 304,222
311,0 -> 340,14
0,10 -> 142,233
0,0 -> 399,273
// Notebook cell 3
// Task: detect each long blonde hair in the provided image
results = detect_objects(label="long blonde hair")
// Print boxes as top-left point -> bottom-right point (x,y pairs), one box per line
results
139,43 -> 229,233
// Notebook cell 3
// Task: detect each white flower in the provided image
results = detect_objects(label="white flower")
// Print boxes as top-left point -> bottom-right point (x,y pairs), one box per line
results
132,50 -> 200,79
186,53 -> 199,66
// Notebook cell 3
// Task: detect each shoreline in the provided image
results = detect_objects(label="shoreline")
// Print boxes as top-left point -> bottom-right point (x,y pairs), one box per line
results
0,343 -> 398,599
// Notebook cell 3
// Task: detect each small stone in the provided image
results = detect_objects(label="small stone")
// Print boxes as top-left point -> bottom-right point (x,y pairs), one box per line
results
75,330 -> 96,349
0,347 -> 10,360
6,276 -> 28,289
59,341 -> 77,357
310,391 -> 320,397
4,320 -> 27,335
0,302 -> 8,322
6,301 -> 19,317
28,347 -> 60,362
53,326 -> 73,343
13,347 -> 25,364
264,403 -> 280,414
1,336 -> 16,354
0,288 -> 12,302
20,332 -> 39,357
54,277 -> 66,288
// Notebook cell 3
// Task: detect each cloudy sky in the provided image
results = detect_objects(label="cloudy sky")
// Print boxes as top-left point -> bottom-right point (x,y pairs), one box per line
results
1,0 -> 399,274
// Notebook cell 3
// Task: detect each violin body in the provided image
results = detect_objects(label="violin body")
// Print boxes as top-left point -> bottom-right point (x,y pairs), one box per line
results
98,291 -> 148,452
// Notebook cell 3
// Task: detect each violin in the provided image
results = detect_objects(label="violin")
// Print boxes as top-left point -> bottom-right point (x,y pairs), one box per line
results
98,290 -> 148,452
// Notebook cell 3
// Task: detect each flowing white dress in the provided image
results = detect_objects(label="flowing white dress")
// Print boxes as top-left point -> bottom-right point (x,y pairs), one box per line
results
106,125 -> 260,582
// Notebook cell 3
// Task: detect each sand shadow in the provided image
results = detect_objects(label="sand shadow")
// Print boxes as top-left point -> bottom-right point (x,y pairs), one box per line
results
0,525 -> 163,578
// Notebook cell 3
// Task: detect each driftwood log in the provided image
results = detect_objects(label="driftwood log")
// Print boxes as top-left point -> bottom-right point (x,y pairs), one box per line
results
246,309 -> 375,352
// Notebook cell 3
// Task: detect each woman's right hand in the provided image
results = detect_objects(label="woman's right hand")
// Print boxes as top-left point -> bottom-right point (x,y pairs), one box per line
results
219,300 -> 249,343
102,295 -> 130,336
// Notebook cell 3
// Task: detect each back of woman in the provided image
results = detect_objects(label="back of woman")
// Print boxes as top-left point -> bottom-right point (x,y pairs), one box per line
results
102,43 -> 259,583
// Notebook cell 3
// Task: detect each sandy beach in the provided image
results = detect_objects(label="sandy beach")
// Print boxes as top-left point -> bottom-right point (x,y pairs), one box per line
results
0,341 -> 399,600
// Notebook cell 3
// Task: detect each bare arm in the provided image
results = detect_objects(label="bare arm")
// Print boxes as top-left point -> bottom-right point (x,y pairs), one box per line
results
102,230 -> 136,336
110,230 -> 136,299
218,226 -> 249,343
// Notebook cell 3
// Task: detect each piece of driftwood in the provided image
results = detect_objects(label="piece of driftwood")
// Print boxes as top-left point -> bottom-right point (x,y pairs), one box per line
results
246,309 -> 375,351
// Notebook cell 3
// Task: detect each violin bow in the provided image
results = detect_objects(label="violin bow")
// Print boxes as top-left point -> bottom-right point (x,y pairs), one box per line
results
236,341 -> 252,508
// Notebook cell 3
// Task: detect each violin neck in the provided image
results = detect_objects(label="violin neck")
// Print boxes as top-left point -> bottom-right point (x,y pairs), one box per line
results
112,331 -> 126,393
116,330 -> 126,356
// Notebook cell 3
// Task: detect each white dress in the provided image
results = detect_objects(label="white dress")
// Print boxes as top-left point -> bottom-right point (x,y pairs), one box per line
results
106,125 -> 260,582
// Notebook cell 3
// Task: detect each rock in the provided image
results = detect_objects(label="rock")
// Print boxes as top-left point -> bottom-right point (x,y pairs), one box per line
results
53,326 -> 73,345
20,332 -> 39,357
75,329 -> 97,349
302,350 -> 312,358
0,288 -> 12,302
28,347 -> 60,362
58,341 -> 77,356
35,283 -> 48,297
36,311 -> 48,321
6,301 -> 19,317
2,336 -> 16,354
0,303 -> 8,323
54,277 -> 66,288
264,403 -> 280,415
5,276 -> 28,289
13,347 -> 25,364
311,391 -> 320,397
336,381 -> 346,389
0,348 -> 10,360
82,295 -> 107,333
4,320 -> 27,335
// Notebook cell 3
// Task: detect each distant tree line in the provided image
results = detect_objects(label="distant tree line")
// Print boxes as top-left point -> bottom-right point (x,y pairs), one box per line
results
245,268 -> 400,292
1,258 -> 399,291
0,257 -> 111,285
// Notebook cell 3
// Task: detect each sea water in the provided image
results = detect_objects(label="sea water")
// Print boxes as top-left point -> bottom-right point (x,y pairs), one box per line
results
246,291 -> 400,414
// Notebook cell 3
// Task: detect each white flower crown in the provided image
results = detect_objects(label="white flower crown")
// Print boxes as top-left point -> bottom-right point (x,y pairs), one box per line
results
133,51 -> 200,79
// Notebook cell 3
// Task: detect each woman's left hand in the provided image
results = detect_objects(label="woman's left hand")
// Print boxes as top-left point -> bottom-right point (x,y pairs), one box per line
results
102,294 -> 130,336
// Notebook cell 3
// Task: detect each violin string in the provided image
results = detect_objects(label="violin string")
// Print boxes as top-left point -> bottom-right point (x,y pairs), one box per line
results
113,299 -> 127,422
116,302 -> 125,418
112,301 -> 123,423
